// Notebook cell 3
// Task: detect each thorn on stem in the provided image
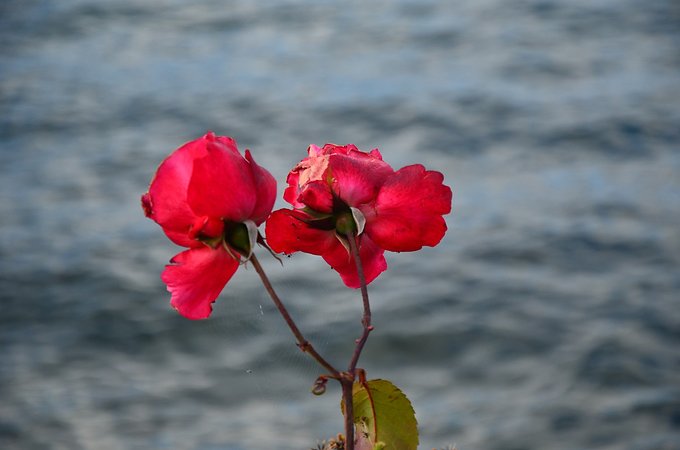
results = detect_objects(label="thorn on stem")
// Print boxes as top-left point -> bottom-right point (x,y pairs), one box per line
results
297,341 -> 311,352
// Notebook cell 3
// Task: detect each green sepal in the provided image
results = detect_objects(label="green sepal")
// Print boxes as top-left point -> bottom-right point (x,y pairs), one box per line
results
224,220 -> 258,259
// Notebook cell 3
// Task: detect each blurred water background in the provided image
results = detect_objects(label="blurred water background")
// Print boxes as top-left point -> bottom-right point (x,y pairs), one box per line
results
1,0 -> 680,449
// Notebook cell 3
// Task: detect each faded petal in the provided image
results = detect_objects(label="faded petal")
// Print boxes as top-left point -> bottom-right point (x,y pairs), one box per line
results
282,152 -> 329,209
265,209 -> 337,256
322,234 -> 387,288
365,164 -> 452,252
161,245 -> 239,319
245,149 -> 277,225
283,144 -> 393,209
187,135 -> 256,222
313,143 -> 382,161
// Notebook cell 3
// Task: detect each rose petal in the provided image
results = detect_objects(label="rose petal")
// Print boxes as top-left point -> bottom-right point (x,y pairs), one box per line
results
298,153 -> 330,186
144,135 -> 212,246
283,144 -> 392,209
307,143 -> 324,157
187,215 -> 225,241
244,149 -> 277,225
365,164 -> 452,252
163,229 -> 201,248
282,168 -> 303,208
161,245 -> 239,319
322,234 -> 387,288
187,137 -> 256,222
318,143 -> 385,163
265,209 -> 337,256
327,152 -> 393,206
298,180 -> 334,213
317,143 -> 359,157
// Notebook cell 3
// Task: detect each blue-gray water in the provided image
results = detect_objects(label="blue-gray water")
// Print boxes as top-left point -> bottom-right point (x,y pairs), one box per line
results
1,1 -> 679,449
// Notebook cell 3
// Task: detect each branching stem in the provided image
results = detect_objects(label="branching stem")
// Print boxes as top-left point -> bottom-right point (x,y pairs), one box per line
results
250,253 -> 340,378
251,231 -> 373,450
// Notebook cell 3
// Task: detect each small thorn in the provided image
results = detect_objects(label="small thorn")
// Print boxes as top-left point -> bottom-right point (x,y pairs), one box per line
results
297,341 -> 311,352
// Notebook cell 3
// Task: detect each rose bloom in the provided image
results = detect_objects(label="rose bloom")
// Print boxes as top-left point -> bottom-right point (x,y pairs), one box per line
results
142,132 -> 276,319
265,144 -> 451,288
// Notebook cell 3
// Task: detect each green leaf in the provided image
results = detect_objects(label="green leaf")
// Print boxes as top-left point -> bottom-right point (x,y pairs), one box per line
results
345,379 -> 419,450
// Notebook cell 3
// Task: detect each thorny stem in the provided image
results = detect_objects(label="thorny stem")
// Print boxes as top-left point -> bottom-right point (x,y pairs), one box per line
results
249,253 -> 340,378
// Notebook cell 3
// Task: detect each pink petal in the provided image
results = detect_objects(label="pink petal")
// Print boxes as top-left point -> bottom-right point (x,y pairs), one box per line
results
317,143 -> 385,162
187,215 -> 225,241
282,169 -> 303,208
298,180 -> 334,213
265,209 -> 337,256
315,143 -> 359,157
187,136 -> 256,222
244,150 -> 277,225
365,164 -> 452,252
161,245 -> 239,319
322,234 -> 387,288
144,135 -> 212,247
327,151 -> 394,207
282,151 -> 331,208
163,229 -> 202,248
282,144 -> 393,209
307,143 -> 324,157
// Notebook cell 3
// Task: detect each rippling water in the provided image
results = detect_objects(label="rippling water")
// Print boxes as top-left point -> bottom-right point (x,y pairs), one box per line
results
1,1 -> 679,449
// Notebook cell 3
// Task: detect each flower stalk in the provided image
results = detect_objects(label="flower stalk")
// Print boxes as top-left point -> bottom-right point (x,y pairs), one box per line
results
249,253 -> 340,379
250,231 -> 373,450
346,231 -> 373,375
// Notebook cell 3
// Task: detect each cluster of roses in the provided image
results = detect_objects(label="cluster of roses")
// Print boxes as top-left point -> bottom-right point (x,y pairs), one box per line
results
142,132 -> 452,319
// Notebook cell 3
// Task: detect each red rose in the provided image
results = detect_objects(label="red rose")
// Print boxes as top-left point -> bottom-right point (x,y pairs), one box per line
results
265,144 -> 451,288
142,132 -> 276,319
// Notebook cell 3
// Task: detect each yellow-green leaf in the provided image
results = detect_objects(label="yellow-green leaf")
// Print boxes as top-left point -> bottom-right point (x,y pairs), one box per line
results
345,379 -> 419,450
